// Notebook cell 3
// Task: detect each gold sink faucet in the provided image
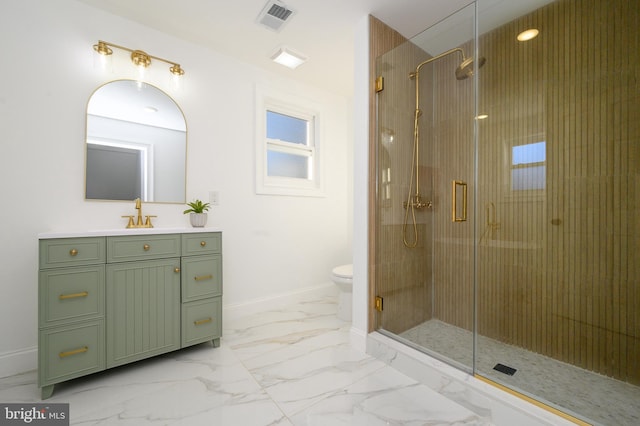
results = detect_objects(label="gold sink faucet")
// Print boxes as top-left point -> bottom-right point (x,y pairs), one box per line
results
122,198 -> 156,228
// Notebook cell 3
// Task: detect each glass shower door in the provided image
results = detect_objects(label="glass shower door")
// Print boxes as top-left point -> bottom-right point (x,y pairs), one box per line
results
374,3 -> 477,373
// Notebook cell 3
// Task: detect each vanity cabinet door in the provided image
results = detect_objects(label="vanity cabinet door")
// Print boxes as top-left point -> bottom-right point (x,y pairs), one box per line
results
106,258 -> 181,368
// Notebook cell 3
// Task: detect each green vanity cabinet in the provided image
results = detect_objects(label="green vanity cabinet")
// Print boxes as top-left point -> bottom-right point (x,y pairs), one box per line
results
38,231 -> 223,399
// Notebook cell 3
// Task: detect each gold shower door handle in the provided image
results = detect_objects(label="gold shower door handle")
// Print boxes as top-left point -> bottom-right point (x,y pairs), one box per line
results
452,180 -> 468,222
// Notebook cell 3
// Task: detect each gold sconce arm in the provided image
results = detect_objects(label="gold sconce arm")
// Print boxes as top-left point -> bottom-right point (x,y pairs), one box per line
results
93,40 -> 185,76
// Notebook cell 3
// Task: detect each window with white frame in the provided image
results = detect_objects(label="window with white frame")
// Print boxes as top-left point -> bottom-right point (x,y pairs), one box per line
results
255,85 -> 324,196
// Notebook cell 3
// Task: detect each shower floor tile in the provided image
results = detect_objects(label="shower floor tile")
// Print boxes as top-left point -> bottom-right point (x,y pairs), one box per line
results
400,319 -> 640,426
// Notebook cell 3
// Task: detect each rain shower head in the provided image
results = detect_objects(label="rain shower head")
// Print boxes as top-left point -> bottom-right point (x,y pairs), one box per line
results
410,47 -> 486,81
455,56 -> 486,80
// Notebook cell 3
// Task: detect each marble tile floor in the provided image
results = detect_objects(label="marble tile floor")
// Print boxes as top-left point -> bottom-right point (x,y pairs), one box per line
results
401,320 -> 640,426
0,292 -> 568,426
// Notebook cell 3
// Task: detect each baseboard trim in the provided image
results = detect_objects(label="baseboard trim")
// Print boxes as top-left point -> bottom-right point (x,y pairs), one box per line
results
223,282 -> 337,322
349,326 -> 367,351
0,346 -> 37,379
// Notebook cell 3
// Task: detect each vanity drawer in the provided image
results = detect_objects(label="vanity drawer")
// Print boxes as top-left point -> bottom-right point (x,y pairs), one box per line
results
38,320 -> 105,386
39,265 -> 104,327
39,237 -> 105,269
107,234 -> 180,262
182,232 -> 221,256
182,297 -> 221,347
182,255 -> 222,302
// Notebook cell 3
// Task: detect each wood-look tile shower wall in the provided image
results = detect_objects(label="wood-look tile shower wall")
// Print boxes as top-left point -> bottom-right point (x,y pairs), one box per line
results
371,16 -> 437,334
474,0 -> 639,384
372,0 -> 639,384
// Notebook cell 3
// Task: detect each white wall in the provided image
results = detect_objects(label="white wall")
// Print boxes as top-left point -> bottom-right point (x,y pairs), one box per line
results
0,0 -> 352,377
351,16 -> 371,350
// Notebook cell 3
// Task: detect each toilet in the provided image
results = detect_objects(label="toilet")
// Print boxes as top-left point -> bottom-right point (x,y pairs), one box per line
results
331,264 -> 353,321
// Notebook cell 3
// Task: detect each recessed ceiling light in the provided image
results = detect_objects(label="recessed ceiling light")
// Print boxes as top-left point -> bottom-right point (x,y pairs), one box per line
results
271,47 -> 306,69
475,114 -> 489,120
517,29 -> 539,41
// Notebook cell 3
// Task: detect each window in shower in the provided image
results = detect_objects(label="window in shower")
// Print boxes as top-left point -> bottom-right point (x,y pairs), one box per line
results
255,84 -> 324,197
510,141 -> 546,191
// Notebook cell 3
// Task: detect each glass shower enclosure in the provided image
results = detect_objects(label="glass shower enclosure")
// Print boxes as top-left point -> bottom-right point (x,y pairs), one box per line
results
373,1 -> 639,424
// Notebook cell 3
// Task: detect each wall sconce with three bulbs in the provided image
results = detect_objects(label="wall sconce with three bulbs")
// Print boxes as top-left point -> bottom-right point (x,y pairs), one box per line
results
93,40 -> 185,80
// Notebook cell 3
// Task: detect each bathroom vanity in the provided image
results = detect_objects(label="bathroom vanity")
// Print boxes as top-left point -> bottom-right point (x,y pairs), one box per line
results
37,229 -> 222,399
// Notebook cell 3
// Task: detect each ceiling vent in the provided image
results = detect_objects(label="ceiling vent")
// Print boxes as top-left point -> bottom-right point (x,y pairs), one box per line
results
257,0 -> 295,32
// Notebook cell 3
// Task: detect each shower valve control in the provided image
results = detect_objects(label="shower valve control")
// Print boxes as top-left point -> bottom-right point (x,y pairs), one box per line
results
403,195 -> 432,210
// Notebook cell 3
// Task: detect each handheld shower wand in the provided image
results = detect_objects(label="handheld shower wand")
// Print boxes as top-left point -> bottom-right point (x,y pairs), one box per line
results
401,48 -> 485,248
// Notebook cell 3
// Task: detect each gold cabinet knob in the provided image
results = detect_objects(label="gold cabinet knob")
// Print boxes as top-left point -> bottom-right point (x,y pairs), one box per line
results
69,249 -> 78,256
174,267 -> 180,273
200,241 -> 206,247
143,244 -> 150,251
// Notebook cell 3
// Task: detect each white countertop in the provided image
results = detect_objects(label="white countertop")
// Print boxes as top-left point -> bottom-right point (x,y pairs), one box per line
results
38,227 -> 223,239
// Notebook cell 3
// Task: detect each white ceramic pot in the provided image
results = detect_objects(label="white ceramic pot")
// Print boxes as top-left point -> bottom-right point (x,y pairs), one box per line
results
189,212 -> 208,227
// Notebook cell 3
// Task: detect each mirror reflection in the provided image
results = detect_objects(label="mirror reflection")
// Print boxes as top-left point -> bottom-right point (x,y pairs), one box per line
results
85,80 -> 186,203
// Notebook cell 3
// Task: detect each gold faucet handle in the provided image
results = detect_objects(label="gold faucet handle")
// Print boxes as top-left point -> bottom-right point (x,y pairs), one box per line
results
145,215 -> 157,228
121,215 -> 135,228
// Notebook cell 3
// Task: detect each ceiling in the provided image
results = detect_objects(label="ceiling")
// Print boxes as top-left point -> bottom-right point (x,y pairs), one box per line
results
75,0 -> 474,97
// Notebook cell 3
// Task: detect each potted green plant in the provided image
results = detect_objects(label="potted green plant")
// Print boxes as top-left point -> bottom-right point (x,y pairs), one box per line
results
184,199 -> 211,227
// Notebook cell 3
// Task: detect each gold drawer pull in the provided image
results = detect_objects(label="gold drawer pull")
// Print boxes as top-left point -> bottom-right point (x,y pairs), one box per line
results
143,244 -> 150,251
200,241 -> 206,247
59,346 -> 88,358
194,317 -> 212,326
194,274 -> 213,281
59,291 -> 89,300
69,249 -> 78,256
174,267 -> 181,273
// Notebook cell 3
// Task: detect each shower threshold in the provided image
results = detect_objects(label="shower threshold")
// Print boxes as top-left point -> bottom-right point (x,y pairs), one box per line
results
388,319 -> 639,426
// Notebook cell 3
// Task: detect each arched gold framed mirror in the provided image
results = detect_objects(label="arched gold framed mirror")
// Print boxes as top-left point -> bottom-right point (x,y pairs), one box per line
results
85,80 -> 186,203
